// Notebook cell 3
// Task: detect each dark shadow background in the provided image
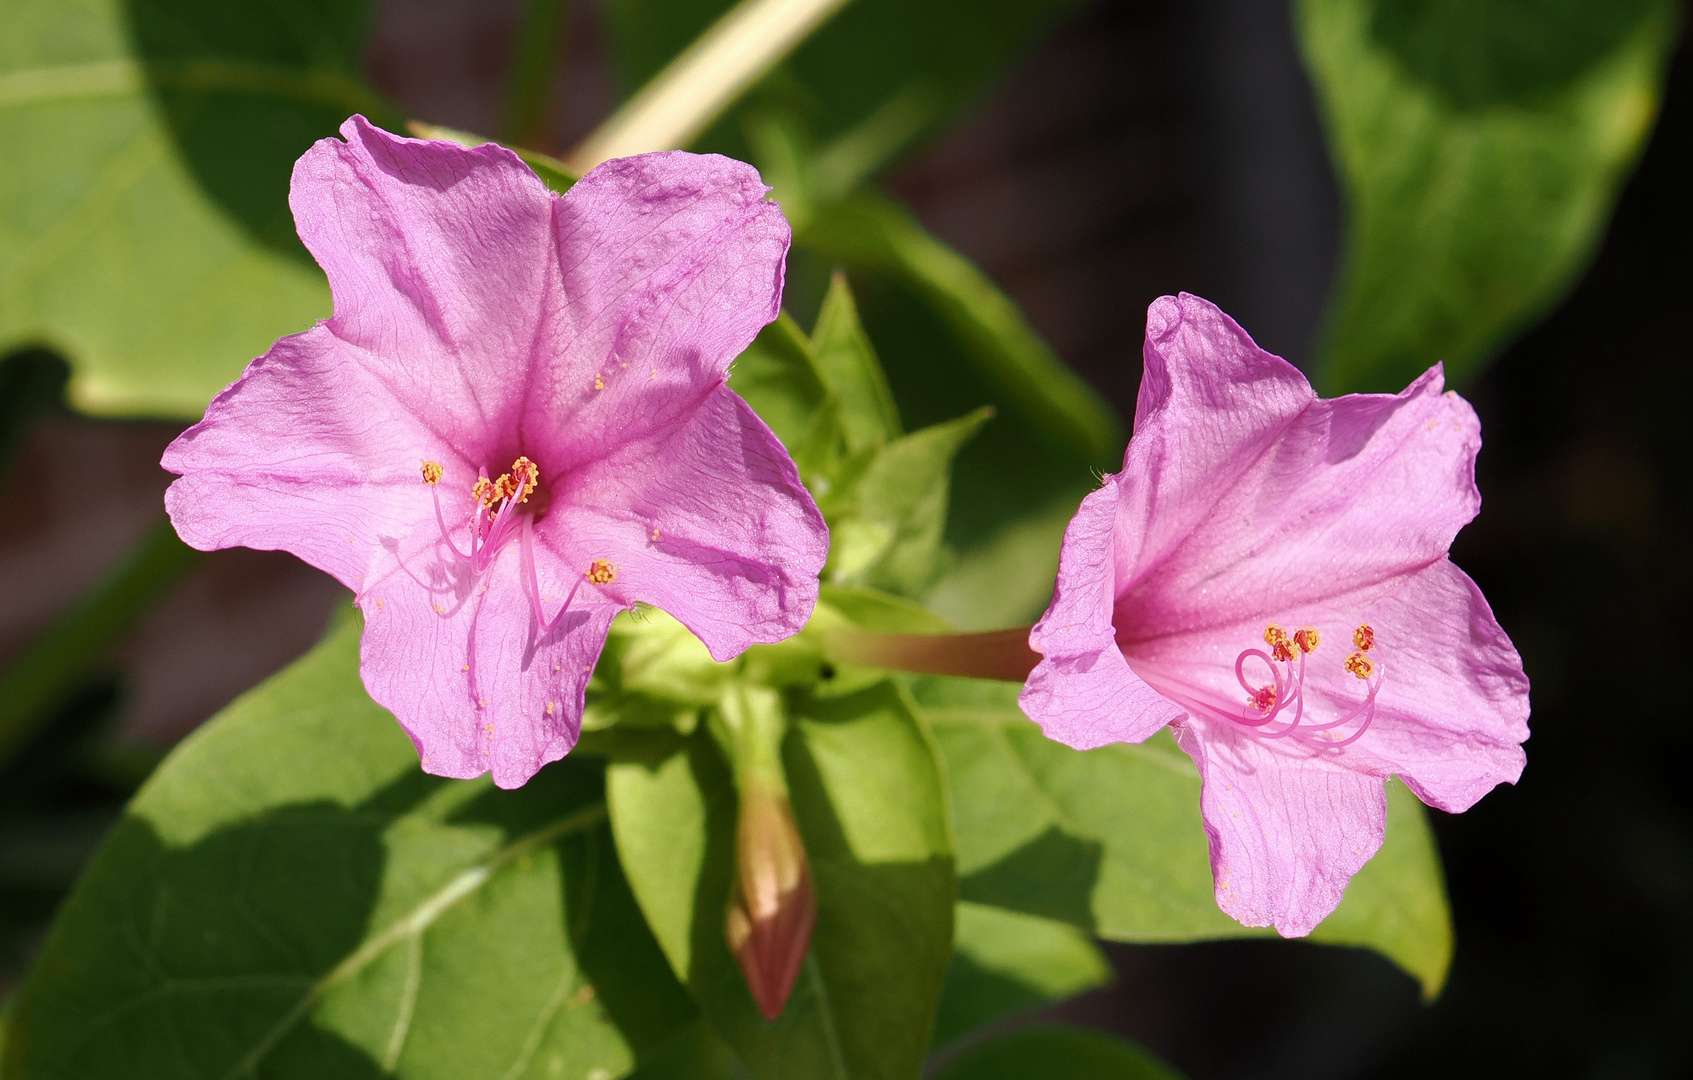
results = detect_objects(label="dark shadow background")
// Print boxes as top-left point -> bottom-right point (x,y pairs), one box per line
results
1,0 -> 1688,1075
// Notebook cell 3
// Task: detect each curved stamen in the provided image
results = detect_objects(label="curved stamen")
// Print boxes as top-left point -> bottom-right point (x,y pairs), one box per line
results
431,483 -> 472,561
520,514 -> 587,635
1224,623 -> 1381,749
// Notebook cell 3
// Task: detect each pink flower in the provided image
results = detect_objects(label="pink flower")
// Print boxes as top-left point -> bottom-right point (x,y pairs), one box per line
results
163,117 -> 827,788
1020,294 -> 1529,936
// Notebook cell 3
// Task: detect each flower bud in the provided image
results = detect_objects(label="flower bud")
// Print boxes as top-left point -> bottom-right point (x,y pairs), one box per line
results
725,782 -> 816,1020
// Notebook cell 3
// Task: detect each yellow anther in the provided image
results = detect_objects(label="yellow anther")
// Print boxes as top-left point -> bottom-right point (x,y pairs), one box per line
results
1293,627 -> 1320,654
1264,625 -> 1295,663
1353,624 -> 1376,652
585,558 -> 617,586
477,457 -> 541,509
420,460 -> 444,485
1345,652 -> 1375,680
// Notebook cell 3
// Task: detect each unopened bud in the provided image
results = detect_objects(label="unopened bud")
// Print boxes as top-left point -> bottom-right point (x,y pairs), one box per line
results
726,783 -> 816,1020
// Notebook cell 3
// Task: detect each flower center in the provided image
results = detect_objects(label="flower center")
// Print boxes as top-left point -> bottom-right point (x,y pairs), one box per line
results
423,457 -> 540,576
1227,622 -> 1382,749
421,458 -> 618,611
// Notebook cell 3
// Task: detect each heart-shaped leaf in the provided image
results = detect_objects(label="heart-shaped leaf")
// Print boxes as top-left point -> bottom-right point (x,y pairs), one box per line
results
3,614 -> 698,1078
918,678 -> 1454,997
1303,0 -> 1678,391
0,0 -> 398,417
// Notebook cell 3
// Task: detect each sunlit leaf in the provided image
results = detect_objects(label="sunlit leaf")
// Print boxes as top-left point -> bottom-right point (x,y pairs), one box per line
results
1303,0 -> 1678,392
917,678 -> 1454,997
0,0 -> 400,417
810,270 -> 900,448
2,614 -> 699,1078
607,679 -> 955,1080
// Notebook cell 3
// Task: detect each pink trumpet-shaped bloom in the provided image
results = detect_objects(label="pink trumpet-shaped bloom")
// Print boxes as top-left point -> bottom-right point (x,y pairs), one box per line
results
163,117 -> 827,788
1020,294 -> 1529,937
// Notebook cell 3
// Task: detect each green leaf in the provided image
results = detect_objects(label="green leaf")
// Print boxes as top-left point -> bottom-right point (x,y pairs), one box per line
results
930,1026 -> 1184,1080
822,407 -> 993,597
803,192 -> 1120,469
917,679 -> 1454,998
931,902 -> 1111,1050
810,270 -> 900,449
1303,0 -> 1678,392
728,312 -> 832,457
3,614 -> 700,1078
607,679 -> 956,1079
0,0 -> 402,417
923,494 -> 1075,630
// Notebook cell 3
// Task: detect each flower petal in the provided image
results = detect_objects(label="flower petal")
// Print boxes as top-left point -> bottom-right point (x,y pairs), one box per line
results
162,325 -> 459,591
529,151 -> 791,469
531,385 -> 826,661
356,545 -> 622,788
292,116 -> 560,466
1120,559 -> 1527,810
1174,721 -> 1387,937
1115,294 -> 1483,640
1346,558 -> 1529,812
1113,293 -> 1314,589
1023,476 -> 1185,748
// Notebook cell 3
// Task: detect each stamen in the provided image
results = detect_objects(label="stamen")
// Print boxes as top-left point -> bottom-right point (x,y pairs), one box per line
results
586,559 -> 617,586
427,457 -> 547,574
1228,622 -> 1383,750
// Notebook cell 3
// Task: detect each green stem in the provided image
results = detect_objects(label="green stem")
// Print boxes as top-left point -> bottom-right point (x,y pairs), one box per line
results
823,626 -> 1038,682
0,516 -> 200,763
501,0 -> 569,148
717,681 -> 789,794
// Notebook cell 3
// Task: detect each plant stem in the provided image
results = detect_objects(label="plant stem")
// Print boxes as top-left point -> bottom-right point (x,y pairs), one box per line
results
0,516 -> 200,764
823,626 -> 1038,682
564,0 -> 853,173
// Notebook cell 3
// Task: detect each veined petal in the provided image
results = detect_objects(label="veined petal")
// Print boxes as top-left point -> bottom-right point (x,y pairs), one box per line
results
292,116 -> 560,466
528,152 -> 791,469
1175,721 -> 1387,937
531,385 -> 826,661
1024,477 -> 1183,747
356,545 -> 621,788
1123,559 -> 1527,807
162,325 -> 462,591
1342,559 -> 1529,812
1113,293 -> 1314,588
1115,294 -> 1483,639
